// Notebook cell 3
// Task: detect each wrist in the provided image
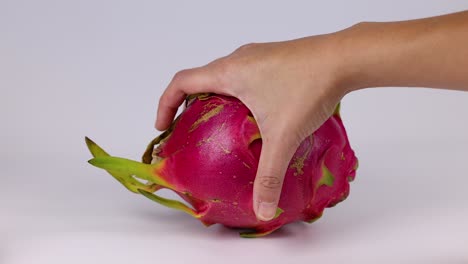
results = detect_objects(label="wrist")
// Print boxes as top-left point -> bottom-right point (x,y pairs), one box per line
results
332,22 -> 384,93
297,31 -> 364,99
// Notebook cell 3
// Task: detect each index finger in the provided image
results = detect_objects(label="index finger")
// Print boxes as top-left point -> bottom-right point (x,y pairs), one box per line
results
155,67 -> 221,131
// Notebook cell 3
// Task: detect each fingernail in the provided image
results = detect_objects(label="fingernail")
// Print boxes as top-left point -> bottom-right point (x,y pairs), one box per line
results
257,202 -> 277,221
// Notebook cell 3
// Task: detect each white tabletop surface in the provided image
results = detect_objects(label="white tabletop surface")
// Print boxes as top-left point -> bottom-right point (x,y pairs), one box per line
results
1,1 -> 467,263
3,140 -> 468,264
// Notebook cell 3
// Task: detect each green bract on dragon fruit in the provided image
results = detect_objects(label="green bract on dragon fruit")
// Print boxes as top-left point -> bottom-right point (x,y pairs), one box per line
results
86,94 -> 358,237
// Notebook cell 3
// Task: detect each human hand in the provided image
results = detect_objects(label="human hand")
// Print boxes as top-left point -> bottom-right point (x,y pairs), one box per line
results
156,10 -> 468,221
155,33 -> 352,221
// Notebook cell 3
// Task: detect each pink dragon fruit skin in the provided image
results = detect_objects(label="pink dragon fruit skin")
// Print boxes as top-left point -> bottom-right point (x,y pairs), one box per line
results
86,94 -> 358,237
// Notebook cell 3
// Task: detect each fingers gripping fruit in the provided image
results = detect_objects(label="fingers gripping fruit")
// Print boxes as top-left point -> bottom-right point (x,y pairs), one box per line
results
86,94 -> 358,237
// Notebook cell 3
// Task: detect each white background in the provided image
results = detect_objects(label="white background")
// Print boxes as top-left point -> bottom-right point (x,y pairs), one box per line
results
1,1 -> 468,263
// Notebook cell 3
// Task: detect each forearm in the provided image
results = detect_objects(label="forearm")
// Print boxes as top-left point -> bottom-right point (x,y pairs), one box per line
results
339,11 -> 468,92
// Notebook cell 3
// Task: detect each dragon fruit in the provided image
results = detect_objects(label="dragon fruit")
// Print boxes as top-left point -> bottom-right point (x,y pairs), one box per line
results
86,94 -> 358,237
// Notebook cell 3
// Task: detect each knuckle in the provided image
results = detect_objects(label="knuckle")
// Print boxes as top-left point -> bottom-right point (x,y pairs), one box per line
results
236,42 -> 257,52
212,59 -> 235,90
172,69 -> 189,82
257,174 -> 283,190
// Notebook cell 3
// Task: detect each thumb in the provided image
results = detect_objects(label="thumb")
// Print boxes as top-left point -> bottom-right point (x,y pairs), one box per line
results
253,135 -> 297,221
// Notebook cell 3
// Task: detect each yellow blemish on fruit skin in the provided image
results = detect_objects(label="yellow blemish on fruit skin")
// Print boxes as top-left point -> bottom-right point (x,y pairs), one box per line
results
290,145 -> 313,176
189,104 -> 224,132
196,122 -> 226,147
290,156 -> 306,176
218,143 -> 231,154
289,135 -> 314,176
196,132 -> 214,147
196,139 -> 206,147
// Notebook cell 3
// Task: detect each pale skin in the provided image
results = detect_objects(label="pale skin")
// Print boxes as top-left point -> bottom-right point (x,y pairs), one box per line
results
155,11 -> 468,221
